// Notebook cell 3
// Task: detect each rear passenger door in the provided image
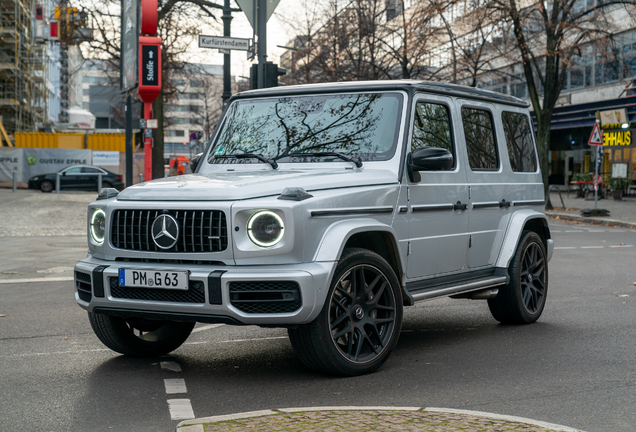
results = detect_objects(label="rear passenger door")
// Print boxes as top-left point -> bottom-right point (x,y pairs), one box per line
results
404,95 -> 469,279
458,101 -> 509,269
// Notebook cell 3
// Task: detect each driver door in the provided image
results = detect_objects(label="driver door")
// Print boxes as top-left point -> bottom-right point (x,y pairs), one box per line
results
404,95 -> 470,280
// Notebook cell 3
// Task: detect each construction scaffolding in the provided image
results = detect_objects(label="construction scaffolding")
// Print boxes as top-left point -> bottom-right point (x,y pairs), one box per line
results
0,0 -> 47,140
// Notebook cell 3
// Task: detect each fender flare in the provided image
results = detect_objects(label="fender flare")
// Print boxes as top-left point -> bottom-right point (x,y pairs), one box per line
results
495,209 -> 552,269
313,218 -> 402,264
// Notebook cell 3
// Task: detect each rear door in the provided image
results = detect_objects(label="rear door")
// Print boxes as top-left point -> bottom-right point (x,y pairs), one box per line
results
61,167 -> 83,189
404,95 -> 470,279
457,101 -> 509,268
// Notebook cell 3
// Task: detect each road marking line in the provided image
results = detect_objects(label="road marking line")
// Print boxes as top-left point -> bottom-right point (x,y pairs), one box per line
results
0,348 -> 111,358
161,361 -> 182,372
191,323 -> 224,333
220,336 -> 288,343
610,244 -> 634,248
165,378 -> 188,394
554,247 -> 577,250
168,399 -> 195,420
0,276 -> 74,284
587,230 -> 606,232
565,230 -> 583,232
550,230 -> 561,232
581,246 -> 604,249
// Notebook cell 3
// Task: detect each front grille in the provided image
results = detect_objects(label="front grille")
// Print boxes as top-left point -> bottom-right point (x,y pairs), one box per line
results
229,281 -> 302,314
111,209 -> 228,253
110,277 -> 205,303
75,271 -> 92,303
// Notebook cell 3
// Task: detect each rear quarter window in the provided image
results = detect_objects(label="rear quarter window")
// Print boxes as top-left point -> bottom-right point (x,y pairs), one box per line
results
502,111 -> 538,173
462,107 -> 499,171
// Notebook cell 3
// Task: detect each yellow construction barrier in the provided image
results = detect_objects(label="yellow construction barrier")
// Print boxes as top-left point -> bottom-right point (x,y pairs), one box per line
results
14,132 -> 132,152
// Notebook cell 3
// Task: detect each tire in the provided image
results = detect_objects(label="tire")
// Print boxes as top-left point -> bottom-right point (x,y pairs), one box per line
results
488,230 -> 548,324
289,248 -> 403,376
88,312 -> 195,357
40,180 -> 54,193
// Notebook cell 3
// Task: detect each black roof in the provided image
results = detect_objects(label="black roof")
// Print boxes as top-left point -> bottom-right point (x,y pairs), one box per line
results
233,80 -> 530,108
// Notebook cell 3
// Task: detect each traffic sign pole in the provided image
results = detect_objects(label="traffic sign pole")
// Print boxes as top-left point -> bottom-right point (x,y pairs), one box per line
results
588,120 -> 604,209
257,0 -> 267,89
222,0 -> 233,109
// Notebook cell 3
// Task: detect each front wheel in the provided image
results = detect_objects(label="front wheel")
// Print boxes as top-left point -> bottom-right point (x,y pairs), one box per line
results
289,248 -> 403,376
488,230 -> 548,324
88,312 -> 195,357
40,180 -> 53,193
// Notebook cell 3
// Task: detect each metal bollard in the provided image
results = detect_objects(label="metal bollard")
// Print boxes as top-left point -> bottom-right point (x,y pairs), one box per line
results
12,171 -> 17,192
139,173 -> 144,183
55,172 -> 61,194
97,173 -> 102,192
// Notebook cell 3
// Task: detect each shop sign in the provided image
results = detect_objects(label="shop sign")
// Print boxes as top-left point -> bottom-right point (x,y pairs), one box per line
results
600,108 -> 628,126
602,130 -> 631,146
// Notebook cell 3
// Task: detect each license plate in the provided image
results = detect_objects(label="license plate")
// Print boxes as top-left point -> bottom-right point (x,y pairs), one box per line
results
118,269 -> 189,290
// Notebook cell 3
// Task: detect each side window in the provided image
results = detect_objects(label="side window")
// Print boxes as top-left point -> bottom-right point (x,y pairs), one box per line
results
462,107 -> 499,171
81,167 -> 101,174
412,102 -> 455,169
502,111 -> 538,172
64,167 -> 82,174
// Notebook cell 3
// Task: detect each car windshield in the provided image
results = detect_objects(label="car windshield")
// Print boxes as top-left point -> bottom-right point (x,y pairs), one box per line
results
204,92 -> 403,167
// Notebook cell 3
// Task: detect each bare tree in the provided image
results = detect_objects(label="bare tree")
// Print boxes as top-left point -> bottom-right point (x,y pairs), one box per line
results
487,0 -> 636,207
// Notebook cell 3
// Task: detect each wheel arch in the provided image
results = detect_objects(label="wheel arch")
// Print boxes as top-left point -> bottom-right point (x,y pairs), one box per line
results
495,210 -> 552,269
312,218 -> 405,285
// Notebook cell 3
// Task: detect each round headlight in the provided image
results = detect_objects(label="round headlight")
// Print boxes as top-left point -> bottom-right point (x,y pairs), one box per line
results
247,211 -> 284,247
90,209 -> 106,245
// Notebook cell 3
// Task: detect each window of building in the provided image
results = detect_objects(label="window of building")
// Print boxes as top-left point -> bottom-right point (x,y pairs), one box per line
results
502,112 -> 537,172
165,130 -> 185,137
171,79 -> 186,86
462,107 -> 499,171
411,102 -> 455,169
190,80 -> 203,87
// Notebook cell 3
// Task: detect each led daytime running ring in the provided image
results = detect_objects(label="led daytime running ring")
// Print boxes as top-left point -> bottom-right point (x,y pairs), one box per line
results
90,208 -> 106,244
247,210 -> 284,247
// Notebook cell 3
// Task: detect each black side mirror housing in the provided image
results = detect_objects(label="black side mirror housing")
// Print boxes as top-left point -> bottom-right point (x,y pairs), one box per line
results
407,147 -> 453,182
190,153 -> 202,173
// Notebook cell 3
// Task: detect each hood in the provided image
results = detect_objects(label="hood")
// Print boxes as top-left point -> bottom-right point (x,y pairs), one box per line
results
116,168 -> 399,201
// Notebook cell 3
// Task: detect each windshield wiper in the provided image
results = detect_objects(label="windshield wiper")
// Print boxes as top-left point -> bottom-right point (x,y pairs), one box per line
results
211,153 -> 278,170
289,152 -> 363,168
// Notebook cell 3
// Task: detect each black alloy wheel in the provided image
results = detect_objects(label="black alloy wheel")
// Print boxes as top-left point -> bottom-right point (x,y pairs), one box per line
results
328,263 -> 397,363
488,230 -> 548,324
288,248 -> 402,376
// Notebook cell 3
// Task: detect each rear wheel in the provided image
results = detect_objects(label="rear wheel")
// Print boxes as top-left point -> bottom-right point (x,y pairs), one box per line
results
488,230 -> 548,324
88,312 -> 195,357
40,180 -> 53,193
289,248 -> 402,376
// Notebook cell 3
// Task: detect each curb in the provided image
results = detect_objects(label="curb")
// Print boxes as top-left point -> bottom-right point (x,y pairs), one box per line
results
175,406 -> 585,432
546,211 -> 636,229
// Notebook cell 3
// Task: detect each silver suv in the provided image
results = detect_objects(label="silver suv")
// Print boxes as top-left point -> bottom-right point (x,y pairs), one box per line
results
75,81 -> 554,376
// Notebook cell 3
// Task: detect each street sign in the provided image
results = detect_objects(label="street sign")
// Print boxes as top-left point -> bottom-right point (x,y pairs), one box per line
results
138,36 -> 162,103
146,119 -> 158,128
198,35 -> 250,51
588,122 -> 603,146
236,0 -> 280,32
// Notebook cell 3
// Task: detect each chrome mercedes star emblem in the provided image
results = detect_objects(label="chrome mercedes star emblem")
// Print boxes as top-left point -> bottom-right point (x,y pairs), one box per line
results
151,214 -> 179,249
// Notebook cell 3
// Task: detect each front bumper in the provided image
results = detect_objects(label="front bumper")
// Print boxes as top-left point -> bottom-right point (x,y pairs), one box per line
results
74,256 -> 337,326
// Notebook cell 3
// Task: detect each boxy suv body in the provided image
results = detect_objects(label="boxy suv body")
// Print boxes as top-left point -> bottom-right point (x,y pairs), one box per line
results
75,81 -> 554,376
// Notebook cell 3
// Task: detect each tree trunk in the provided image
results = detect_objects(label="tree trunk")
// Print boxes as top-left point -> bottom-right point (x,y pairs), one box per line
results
152,90 -> 165,180
535,111 -> 553,210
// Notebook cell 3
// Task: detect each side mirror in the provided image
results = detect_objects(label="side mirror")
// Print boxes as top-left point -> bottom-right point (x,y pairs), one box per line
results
190,153 -> 202,173
407,147 -> 453,182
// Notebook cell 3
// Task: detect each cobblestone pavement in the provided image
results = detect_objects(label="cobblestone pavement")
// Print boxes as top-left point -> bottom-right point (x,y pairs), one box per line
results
178,409 -> 580,432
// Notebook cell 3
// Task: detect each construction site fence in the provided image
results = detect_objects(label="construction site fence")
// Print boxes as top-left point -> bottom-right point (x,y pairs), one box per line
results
14,132 -> 134,152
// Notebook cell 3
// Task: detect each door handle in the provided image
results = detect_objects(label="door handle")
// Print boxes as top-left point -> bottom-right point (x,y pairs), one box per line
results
499,199 -> 511,208
453,201 -> 468,211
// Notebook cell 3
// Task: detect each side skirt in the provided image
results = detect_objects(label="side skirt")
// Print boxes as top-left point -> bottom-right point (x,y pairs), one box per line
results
405,268 -> 509,303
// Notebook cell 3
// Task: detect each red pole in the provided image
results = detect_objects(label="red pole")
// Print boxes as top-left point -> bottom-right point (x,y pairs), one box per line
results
144,103 -> 152,182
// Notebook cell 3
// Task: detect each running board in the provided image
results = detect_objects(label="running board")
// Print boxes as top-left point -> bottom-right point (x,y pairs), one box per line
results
408,276 -> 508,303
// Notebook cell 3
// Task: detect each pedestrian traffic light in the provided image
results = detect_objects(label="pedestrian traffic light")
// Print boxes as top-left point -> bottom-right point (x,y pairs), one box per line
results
250,62 -> 287,89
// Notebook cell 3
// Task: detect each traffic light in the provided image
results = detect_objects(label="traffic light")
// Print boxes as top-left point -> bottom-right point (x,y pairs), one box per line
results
250,62 -> 287,89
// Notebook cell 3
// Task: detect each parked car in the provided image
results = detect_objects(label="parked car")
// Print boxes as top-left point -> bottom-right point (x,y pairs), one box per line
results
74,81 -> 553,376
29,165 -> 124,193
